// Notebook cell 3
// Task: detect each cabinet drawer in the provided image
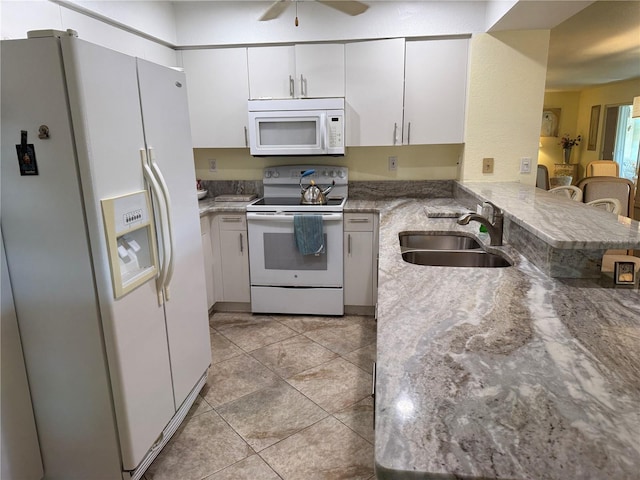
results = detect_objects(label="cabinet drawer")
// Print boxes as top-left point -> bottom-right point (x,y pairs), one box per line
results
217,214 -> 246,230
344,213 -> 374,232
200,215 -> 210,233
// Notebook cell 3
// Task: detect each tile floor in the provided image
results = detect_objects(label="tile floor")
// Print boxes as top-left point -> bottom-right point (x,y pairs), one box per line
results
144,312 -> 377,480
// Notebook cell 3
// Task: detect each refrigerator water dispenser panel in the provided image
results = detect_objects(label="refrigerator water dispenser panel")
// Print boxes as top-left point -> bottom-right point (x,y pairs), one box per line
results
101,191 -> 159,298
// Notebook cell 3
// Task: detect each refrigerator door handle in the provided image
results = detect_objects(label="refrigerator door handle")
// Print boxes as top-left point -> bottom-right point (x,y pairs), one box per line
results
149,148 -> 175,301
140,149 -> 169,306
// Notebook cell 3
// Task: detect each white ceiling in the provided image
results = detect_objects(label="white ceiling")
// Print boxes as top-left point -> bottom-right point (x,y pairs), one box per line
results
545,0 -> 640,91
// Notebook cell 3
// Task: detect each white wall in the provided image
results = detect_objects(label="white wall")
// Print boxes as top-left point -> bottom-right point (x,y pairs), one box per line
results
0,1 -> 178,66
173,1 -> 486,46
462,29 -> 550,184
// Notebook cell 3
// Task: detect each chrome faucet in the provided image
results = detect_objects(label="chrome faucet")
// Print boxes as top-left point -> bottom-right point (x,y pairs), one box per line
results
457,201 -> 504,246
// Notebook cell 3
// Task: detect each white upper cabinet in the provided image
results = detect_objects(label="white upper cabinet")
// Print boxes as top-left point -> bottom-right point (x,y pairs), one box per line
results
247,44 -> 344,99
182,48 -> 250,148
345,38 -> 405,146
403,38 -> 469,144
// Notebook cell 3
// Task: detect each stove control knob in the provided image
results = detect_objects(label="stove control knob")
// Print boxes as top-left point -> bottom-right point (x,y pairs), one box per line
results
337,170 -> 345,178
330,170 -> 337,178
264,170 -> 272,178
322,170 -> 328,177
272,171 -> 280,178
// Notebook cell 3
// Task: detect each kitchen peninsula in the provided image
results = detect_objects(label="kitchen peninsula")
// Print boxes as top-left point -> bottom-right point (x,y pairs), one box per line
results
366,182 -> 640,479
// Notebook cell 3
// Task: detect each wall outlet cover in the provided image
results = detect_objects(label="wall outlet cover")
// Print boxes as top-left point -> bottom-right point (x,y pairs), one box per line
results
388,156 -> 398,171
209,159 -> 217,172
482,157 -> 494,174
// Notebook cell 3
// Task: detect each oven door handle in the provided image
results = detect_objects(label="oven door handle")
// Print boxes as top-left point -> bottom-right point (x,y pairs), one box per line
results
246,212 -> 343,222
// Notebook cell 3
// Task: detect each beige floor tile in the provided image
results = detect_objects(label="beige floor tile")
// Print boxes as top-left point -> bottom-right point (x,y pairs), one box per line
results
286,357 -> 372,413
145,410 -> 253,480
259,416 -> 374,480
250,335 -> 338,378
342,342 -> 377,373
217,380 -> 328,451
202,354 -> 281,408
333,396 -> 375,444
210,330 -> 244,364
277,314 -> 371,334
303,321 -> 376,355
209,311 -> 268,329
188,394 -> 213,418
217,319 -> 297,352
203,454 -> 281,480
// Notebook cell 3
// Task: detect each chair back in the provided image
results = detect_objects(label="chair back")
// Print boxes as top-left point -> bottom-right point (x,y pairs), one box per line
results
536,164 -> 550,190
549,185 -> 583,201
586,198 -> 622,215
586,160 -> 619,177
577,176 -> 634,217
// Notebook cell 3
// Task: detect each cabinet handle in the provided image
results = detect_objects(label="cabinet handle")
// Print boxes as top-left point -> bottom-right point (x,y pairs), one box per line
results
300,74 -> 308,97
349,218 -> 369,223
407,122 -> 411,145
244,126 -> 248,147
222,216 -> 242,223
371,362 -> 376,429
348,233 -> 352,254
289,75 -> 294,97
393,123 -> 398,145
239,233 -> 244,253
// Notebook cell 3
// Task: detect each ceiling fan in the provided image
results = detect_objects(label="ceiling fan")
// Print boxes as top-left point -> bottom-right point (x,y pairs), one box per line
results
259,0 -> 369,22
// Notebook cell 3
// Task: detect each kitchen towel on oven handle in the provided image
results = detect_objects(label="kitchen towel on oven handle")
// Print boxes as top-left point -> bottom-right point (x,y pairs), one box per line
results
293,214 -> 324,255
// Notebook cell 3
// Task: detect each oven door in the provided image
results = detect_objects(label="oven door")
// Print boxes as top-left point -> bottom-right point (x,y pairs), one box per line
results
247,212 -> 343,287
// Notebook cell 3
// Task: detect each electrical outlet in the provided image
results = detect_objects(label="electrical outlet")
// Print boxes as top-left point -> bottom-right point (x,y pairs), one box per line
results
482,157 -> 494,174
520,157 -> 532,174
388,156 -> 398,171
209,159 -> 217,172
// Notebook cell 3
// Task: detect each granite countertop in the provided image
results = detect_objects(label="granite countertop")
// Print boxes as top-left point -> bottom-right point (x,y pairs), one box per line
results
374,197 -> 640,480
198,197 -> 251,215
458,182 -> 640,249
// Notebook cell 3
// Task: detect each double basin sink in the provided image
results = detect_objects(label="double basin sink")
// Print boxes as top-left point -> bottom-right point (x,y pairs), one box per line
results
399,232 -> 512,268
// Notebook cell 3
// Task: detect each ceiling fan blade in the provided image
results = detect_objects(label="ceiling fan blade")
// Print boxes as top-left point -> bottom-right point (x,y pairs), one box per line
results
317,0 -> 369,16
259,0 -> 291,21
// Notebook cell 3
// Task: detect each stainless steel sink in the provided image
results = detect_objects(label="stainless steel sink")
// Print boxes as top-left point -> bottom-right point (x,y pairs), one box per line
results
399,232 -> 481,251
401,250 -> 512,268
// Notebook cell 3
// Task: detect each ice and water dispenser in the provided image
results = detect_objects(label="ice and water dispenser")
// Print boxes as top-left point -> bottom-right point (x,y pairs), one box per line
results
101,191 -> 158,298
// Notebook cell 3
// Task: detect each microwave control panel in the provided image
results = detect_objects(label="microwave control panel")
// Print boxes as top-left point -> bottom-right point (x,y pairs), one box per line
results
327,113 -> 344,149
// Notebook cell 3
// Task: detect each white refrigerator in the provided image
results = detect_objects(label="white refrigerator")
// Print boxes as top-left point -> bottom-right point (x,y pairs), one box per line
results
1,31 -> 211,480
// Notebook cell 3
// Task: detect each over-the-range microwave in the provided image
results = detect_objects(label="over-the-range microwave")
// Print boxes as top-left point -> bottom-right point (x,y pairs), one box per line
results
248,98 -> 344,156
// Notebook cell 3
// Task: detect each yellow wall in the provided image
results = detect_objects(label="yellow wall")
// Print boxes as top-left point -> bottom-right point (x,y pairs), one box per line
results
194,144 -> 462,181
538,78 -> 640,181
462,30 -> 550,185
538,91 -> 580,172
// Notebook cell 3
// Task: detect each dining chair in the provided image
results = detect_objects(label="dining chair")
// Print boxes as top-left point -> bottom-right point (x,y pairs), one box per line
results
586,160 -> 619,177
578,176 -> 635,257
549,185 -> 583,201
577,176 -> 634,217
536,164 -> 550,190
585,198 -> 622,214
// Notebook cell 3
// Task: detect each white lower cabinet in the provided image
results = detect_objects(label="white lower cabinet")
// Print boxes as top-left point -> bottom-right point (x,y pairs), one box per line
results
212,213 -> 251,304
344,213 -> 379,308
200,215 -> 215,310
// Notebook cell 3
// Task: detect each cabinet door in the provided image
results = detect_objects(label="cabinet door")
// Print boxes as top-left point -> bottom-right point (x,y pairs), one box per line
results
182,48 -> 250,147
200,216 -> 215,310
248,45 -> 296,99
217,215 -> 251,303
404,39 -> 468,144
344,214 -> 377,306
295,44 -> 345,98
345,38 -> 405,146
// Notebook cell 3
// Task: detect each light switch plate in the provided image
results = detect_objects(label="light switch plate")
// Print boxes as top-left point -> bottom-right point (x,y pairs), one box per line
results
388,156 -> 398,171
520,157 -> 532,174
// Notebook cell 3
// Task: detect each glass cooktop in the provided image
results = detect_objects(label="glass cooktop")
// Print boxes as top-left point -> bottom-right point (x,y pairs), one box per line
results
250,197 -> 345,207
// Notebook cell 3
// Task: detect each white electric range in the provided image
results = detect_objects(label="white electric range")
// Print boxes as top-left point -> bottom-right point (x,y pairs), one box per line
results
246,165 -> 348,315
